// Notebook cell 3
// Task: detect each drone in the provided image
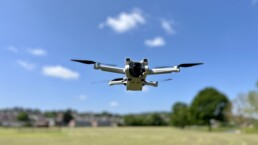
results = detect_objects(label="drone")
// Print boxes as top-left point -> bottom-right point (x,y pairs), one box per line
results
71,58 -> 203,91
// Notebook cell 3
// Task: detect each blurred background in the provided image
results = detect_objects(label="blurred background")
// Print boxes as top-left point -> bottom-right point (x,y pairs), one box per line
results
0,0 -> 258,144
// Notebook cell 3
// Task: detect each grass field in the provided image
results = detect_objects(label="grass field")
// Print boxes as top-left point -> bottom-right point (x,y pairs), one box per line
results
0,127 -> 257,145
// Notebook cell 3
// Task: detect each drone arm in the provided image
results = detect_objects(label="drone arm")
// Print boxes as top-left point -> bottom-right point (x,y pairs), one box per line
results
95,64 -> 125,74
148,66 -> 180,75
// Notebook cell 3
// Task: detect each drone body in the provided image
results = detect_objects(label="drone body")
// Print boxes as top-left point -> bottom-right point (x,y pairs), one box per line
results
71,58 -> 203,91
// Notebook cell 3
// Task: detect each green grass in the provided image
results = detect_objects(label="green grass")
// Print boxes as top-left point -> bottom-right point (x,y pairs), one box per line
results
242,127 -> 258,134
0,127 -> 257,145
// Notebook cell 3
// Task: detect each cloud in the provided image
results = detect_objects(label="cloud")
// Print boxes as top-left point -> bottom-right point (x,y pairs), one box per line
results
109,101 -> 119,107
6,46 -> 47,56
7,46 -> 19,53
252,0 -> 258,5
27,48 -> 47,56
100,8 -> 145,33
161,20 -> 176,35
17,60 -> 36,71
42,65 -> 79,80
145,37 -> 165,47
79,95 -> 87,101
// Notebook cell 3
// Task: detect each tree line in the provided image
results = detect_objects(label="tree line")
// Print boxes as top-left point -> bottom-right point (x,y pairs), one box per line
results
2,82 -> 258,129
123,87 -> 231,131
124,83 -> 258,131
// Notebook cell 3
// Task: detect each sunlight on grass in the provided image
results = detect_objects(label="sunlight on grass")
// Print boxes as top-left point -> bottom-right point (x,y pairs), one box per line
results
0,127 -> 258,145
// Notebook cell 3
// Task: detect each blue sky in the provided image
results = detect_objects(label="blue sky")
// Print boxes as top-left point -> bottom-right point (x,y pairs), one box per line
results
0,0 -> 258,114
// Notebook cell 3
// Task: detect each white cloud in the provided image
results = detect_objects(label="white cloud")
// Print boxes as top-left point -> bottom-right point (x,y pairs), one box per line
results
7,46 -> 19,53
100,8 -> 145,33
79,95 -> 87,101
27,48 -> 47,56
17,60 -> 36,71
252,0 -> 258,5
145,37 -> 165,47
109,101 -> 119,107
161,20 -> 176,35
42,65 -> 79,80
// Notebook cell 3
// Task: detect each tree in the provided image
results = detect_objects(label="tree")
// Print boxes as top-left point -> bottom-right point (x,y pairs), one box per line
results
171,102 -> 190,128
149,113 -> 167,126
63,110 -> 74,125
124,113 -> 168,126
233,83 -> 258,126
44,111 -> 57,118
17,112 -> 30,122
124,115 -> 146,126
190,87 -> 230,131
246,91 -> 258,118
124,115 -> 136,126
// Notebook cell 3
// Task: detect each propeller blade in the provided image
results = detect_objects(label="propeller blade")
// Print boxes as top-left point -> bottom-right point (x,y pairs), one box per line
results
111,78 -> 124,81
159,78 -> 173,82
178,63 -> 203,68
71,59 -> 96,64
155,63 -> 203,68
91,80 -> 109,84
71,59 -> 117,66
91,78 -> 123,84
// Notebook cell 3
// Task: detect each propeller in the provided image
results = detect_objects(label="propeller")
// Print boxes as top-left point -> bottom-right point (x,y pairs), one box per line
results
71,59 -> 95,64
71,59 -> 117,66
91,80 -> 109,84
178,63 -> 203,68
111,78 -> 124,81
155,63 -> 203,68
159,78 -> 172,82
148,78 -> 172,82
91,78 -> 124,84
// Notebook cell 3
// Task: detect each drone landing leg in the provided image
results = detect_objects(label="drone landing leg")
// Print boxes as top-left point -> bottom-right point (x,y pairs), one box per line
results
108,80 -> 125,86
144,81 -> 158,87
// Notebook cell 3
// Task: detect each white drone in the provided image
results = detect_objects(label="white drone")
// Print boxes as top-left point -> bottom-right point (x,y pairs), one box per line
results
71,58 -> 203,91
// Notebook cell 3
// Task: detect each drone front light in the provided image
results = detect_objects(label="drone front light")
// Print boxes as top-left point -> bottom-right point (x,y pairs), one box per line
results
126,58 -> 131,62
143,58 -> 148,63
125,58 -> 131,65
142,58 -> 148,65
